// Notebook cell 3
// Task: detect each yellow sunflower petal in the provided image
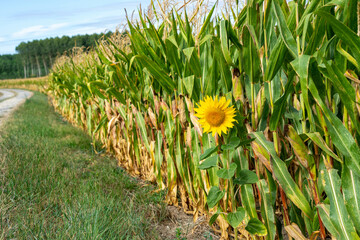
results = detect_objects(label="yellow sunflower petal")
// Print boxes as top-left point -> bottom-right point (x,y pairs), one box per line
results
194,96 -> 237,137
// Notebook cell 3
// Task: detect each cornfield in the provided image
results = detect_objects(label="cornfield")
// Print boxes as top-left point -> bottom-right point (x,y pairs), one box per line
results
0,76 -> 47,91
47,0 -> 360,239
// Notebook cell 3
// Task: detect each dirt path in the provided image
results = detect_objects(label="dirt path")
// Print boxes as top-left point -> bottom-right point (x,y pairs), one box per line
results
0,89 -> 33,126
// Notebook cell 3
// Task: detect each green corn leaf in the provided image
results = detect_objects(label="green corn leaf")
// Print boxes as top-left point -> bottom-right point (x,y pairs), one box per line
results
287,125 -> 314,168
199,34 -> 213,46
130,30 -> 166,68
272,0 -> 297,58
183,10 -> 194,46
305,132 -> 342,163
198,4 -> 216,38
323,169 -> 358,239
115,104 -> 127,121
165,37 -> 183,77
251,141 -> 272,171
145,17 -> 166,51
316,10 -> 360,71
342,163 -> 360,232
242,24 -> 261,84
336,41 -> 359,69
241,184 -> 257,220
251,132 -> 313,219
265,39 -> 287,82
227,22 -> 242,51
133,55 -> 175,93
111,64 -> 136,92
290,55 -> 312,131
106,88 -> 126,105
296,0 -> 320,34
307,75 -> 328,116
213,37 -> 232,92
183,47 -> 196,61
324,110 -> 360,178
246,0 -> 256,26
86,105 -> 92,136
92,113 -> 108,135
269,73 -> 294,131
183,47 -> 201,77
135,112 -> 150,152
182,75 -> 195,97
308,76 -> 360,176
317,204 -> 340,238
235,5 -> 247,28
258,180 -> 276,240
320,61 -> 360,133
106,37 -> 130,62
300,14 -> 311,53
219,20 -> 233,66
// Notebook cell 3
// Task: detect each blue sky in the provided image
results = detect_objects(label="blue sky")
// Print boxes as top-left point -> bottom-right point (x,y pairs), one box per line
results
0,0 -> 150,54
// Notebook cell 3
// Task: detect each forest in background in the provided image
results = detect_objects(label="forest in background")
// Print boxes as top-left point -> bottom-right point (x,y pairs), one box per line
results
0,32 -> 113,79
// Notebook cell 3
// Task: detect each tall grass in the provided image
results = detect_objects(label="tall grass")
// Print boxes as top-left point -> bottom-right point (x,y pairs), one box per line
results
48,0 -> 360,239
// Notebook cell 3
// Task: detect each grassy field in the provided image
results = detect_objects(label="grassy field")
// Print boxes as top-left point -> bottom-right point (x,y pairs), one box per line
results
0,92 -> 167,239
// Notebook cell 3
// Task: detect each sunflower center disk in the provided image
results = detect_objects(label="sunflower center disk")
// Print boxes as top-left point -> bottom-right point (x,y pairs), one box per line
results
205,108 -> 226,127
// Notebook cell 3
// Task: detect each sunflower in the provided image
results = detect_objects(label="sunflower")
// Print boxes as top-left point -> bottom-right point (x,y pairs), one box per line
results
195,96 -> 236,137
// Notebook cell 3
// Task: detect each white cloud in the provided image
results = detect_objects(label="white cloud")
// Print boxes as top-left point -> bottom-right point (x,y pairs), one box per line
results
0,37 -> 5,42
65,26 -> 111,36
12,23 -> 69,38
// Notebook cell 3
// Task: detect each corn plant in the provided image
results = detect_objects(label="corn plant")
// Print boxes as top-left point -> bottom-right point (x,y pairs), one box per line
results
48,0 -> 360,239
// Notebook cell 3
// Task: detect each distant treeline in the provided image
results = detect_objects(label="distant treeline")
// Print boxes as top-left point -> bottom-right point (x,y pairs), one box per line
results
0,32 -> 112,79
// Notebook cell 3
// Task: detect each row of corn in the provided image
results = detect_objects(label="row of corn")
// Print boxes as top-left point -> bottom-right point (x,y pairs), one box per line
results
48,0 -> 360,239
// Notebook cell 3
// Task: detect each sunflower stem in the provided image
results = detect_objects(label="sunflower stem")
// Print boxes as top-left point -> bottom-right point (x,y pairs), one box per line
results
215,133 -> 222,154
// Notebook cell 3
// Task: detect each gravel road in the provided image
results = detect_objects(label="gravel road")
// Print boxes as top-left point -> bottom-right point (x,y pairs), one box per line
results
0,89 -> 33,126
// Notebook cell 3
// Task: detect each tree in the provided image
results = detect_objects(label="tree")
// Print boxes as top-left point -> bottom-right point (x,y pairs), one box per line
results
0,32 -> 113,79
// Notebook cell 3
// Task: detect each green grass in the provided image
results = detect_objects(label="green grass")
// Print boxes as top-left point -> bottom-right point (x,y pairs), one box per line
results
0,92 -> 166,239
